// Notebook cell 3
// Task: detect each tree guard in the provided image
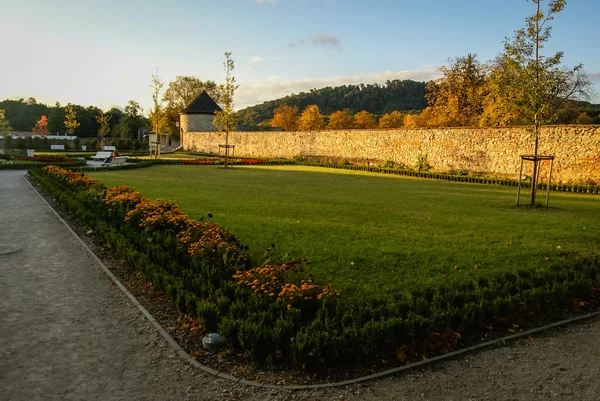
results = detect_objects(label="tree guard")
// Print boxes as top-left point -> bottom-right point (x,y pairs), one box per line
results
516,155 -> 555,207
218,144 -> 235,168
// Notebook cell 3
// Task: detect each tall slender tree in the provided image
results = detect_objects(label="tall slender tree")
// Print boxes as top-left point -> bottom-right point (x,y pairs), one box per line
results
96,110 -> 111,146
213,52 -> 238,167
64,103 -> 80,135
150,71 -> 164,134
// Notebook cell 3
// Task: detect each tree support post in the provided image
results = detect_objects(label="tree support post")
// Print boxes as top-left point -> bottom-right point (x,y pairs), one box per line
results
517,155 -> 555,207
545,157 -> 554,207
516,158 -> 524,206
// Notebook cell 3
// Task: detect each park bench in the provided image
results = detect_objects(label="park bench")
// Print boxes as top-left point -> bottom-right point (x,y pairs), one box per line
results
102,145 -> 116,151
50,144 -> 65,150
101,156 -> 128,166
90,151 -> 113,164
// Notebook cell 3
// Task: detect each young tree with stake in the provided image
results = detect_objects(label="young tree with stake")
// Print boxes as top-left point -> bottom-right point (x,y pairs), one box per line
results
493,0 -> 591,205
213,52 -> 238,167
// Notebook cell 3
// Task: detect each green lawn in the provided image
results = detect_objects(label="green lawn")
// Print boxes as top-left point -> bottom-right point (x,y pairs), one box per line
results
89,165 -> 600,298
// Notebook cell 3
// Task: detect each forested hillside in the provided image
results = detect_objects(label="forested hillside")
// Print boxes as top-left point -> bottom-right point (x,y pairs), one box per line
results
236,80 -> 428,126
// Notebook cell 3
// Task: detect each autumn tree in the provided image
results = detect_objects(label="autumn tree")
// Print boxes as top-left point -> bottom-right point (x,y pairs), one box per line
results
0,109 -> 13,136
425,54 -> 489,127
64,103 -> 80,135
378,110 -> 405,128
148,108 -> 170,136
298,105 -> 325,131
327,109 -> 355,129
96,110 -> 111,145
213,52 -> 238,167
354,110 -> 378,129
403,108 -> 435,128
494,0 -> 591,205
270,104 -> 299,131
32,115 -> 49,135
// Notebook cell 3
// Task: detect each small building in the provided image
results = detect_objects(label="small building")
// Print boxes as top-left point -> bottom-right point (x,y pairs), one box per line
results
146,130 -> 168,147
179,91 -> 222,140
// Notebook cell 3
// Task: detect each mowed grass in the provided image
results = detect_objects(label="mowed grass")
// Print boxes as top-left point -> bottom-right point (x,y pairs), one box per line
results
89,165 -> 600,299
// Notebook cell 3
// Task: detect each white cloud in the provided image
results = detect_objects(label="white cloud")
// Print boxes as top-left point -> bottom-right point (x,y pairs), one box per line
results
255,0 -> 279,5
310,34 -> 341,49
250,56 -> 264,64
236,68 -> 440,109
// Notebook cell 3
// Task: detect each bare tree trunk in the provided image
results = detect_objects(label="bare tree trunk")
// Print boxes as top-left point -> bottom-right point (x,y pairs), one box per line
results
225,129 -> 229,168
530,123 -> 540,206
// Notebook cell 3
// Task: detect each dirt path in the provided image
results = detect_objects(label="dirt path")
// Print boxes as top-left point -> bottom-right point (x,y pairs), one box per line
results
1,169 -> 599,401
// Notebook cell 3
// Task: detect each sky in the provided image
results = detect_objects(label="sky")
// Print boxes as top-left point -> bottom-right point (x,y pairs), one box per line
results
1,0 -> 599,113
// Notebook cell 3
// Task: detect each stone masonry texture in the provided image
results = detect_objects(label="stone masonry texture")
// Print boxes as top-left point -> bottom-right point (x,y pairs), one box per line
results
183,125 -> 600,183
180,114 -> 218,134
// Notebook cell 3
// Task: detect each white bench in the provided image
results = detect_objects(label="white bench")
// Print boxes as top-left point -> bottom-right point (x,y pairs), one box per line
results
90,151 -> 113,163
101,156 -> 128,166
102,145 -> 116,151
51,144 -> 65,150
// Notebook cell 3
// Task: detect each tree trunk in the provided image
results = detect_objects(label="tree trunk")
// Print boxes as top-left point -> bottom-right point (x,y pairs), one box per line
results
225,129 -> 229,168
529,123 -> 540,206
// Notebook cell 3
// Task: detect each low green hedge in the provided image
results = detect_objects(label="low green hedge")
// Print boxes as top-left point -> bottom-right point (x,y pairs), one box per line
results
294,161 -> 600,195
29,167 -> 600,373
0,159 -> 86,170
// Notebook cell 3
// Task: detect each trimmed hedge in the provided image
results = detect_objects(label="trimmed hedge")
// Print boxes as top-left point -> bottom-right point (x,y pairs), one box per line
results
29,166 -> 600,373
0,159 -> 86,170
294,161 -> 600,195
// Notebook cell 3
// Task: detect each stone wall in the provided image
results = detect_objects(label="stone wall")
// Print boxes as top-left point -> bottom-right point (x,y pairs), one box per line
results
180,114 -> 217,134
183,126 -> 600,183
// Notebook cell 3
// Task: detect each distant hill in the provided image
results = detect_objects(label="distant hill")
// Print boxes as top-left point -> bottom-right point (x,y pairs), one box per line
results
236,80 -> 428,126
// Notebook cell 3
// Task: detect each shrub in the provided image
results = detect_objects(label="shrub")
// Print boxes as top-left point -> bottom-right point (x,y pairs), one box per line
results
415,154 -> 432,171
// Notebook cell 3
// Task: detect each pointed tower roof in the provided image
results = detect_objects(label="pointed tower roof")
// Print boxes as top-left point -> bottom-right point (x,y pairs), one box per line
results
181,91 -> 222,114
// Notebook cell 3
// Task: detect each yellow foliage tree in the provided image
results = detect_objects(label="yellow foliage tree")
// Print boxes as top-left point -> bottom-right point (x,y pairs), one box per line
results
64,104 -> 80,135
270,104 -> 299,131
327,109 -> 355,129
298,105 -> 325,131
378,111 -> 405,128
403,108 -> 435,128
425,54 -> 488,127
0,109 -> 13,135
354,110 -> 378,129
96,110 -> 111,145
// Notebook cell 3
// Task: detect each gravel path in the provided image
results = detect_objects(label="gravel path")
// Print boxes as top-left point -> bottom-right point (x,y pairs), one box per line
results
1,169 -> 599,401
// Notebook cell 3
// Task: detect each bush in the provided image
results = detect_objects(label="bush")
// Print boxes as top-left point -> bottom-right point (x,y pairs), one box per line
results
415,154 -> 432,172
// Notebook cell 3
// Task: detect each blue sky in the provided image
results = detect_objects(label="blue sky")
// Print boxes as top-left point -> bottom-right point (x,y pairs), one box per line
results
1,0 -> 598,113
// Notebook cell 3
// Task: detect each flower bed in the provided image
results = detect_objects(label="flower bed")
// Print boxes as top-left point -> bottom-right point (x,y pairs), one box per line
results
30,165 -> 600,373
